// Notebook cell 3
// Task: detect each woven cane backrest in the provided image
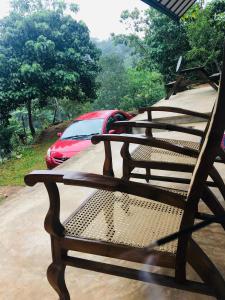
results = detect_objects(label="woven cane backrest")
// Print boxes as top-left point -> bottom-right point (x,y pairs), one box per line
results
187,46 -> 225,200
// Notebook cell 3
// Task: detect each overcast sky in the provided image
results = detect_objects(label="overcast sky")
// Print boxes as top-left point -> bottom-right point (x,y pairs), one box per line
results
0,0 -> 148,40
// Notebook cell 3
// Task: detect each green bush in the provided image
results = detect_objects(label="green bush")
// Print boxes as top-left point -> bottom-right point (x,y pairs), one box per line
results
0,124 -> 14,160
119,69 -> 165,111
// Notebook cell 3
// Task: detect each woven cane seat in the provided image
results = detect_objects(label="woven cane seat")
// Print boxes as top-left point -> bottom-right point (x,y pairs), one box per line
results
64,189 -> 185,254
131,138 -> 199,164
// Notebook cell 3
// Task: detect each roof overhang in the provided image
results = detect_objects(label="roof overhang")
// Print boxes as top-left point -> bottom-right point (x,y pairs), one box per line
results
141,0 -> 197,21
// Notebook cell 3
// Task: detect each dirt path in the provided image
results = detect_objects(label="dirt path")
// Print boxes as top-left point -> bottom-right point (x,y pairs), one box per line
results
37,120 -> 71,143
0,186 -> 23,201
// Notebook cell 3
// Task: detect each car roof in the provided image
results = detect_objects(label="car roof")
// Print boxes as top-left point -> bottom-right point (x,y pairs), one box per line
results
75,110 -> 120,121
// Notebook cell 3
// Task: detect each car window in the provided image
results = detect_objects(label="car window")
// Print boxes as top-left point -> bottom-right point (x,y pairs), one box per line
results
114,113 -> 127,121
106,117 -> 116,132
61,119 -> 104,140
106,113 -> 128,132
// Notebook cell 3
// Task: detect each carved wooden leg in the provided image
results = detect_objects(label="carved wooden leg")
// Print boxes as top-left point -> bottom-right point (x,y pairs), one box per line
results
175,258 -> 187,284
175,228 -> 190,283
188,238 -> 225,299
48,238 -> 70,300
47,262 -> 70,300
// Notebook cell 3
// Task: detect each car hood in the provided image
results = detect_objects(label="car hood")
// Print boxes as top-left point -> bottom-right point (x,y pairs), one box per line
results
50,139 -> 92,158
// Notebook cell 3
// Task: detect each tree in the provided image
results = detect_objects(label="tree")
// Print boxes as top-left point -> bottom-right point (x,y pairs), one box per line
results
0,0 -> 100,136
94,38 -> 138,68
92,52 -> 164,111
114,1 -> 225,82
0,124 -> 14,160
113,8 -> 189,81
119,69 -> 164,111
184,0 -> 225,72
93,54 -> 130,110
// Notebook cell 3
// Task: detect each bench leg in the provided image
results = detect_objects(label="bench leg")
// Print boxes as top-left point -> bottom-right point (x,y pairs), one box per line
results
188,238 -> 225,299
47,239 -> 70,300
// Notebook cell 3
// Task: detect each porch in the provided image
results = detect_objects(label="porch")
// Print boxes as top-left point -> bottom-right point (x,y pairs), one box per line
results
0,85 -> 224,300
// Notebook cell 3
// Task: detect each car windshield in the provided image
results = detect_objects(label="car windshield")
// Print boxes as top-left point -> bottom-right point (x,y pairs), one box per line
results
61,119 -> 104,140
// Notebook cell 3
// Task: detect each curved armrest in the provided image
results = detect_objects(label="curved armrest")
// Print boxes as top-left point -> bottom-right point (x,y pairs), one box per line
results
63,172 -> 186,207
24,169 -> 67,186
25,170 -> 120,189
138,106 -> 210,120
92,134 -> 199,157
24,170 -> 186,208
111,121 -> 204,137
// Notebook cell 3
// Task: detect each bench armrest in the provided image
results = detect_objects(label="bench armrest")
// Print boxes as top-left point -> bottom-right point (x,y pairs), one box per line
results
111,121 -> 204,137
138,106 -> 210,120
24,170 -> 186,209
24,169 -> 66,186
92,134 -> 199,157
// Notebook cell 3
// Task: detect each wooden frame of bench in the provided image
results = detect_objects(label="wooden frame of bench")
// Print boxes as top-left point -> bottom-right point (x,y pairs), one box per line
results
165,64 -> 220,99
25,93 -> 225,299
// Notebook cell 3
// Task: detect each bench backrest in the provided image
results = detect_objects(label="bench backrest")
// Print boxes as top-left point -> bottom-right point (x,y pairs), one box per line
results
187,46 -> 225,203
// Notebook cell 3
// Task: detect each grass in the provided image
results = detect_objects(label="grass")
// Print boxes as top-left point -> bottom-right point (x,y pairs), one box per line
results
0,137 -> 56,186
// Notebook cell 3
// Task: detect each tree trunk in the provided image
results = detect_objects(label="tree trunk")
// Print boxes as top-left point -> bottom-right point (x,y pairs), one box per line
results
214,59 -> 221,73
52,107 -> 57,124
52,98 -> 59,124
26,100 -> 35,137
21,115 -> 27,138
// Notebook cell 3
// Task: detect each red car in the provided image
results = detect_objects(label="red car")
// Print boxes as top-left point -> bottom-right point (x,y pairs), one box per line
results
46,110 -> 133,169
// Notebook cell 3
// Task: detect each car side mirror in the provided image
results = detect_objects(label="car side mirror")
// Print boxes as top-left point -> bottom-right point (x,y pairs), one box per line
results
57,132 -> 62,137
109,129 -> 116,134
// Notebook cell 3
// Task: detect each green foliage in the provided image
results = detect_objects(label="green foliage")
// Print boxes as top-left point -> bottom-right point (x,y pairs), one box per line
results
143,10 -> 189,81
119,69 -> 165,111
58,98 -> 93,119
115,1 -> 225,82
92,53 -> 164,111
93,54 -> 130,110
0,124 -> 14,160
0,136 -> 57,185
94,38 -> 138,68
184,0 -> 225,72
10,0 -> 67,14
113,9 -> 189,81
0,0 -> 101,136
